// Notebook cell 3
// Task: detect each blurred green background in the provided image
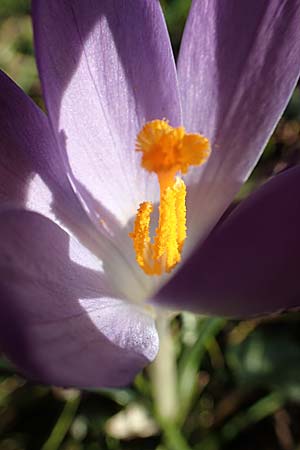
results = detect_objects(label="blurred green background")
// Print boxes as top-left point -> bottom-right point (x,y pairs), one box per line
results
1,1 -> 300,450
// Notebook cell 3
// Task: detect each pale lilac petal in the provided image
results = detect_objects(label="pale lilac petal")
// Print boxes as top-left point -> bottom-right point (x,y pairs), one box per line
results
0,70 -> 153,302
33,0 -> 181,227
156,167 -> 300,317
0,210 -> 158,388
178,0 -> 300,250
0,69 -> 90,232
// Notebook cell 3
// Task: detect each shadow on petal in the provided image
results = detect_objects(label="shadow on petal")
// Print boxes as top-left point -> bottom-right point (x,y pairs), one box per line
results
0,210 -> 158,388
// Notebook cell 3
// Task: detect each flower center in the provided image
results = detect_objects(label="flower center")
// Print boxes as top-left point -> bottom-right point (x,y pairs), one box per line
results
129,119 -> 210,276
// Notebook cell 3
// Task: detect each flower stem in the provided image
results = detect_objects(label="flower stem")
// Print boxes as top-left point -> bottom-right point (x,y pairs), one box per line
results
149,314 -> 178,424
41,391 -> 80,450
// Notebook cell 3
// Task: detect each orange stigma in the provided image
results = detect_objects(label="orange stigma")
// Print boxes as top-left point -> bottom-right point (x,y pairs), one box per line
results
129,119 -> 210,276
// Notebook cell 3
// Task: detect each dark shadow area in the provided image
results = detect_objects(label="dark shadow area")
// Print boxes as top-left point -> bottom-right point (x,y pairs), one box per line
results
156,166 -> 300,317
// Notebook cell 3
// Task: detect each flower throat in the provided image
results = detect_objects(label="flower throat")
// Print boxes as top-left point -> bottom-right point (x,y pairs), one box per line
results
129,119 -> 210,276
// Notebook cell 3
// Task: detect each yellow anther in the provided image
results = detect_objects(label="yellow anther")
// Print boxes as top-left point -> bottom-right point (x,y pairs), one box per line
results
129,202 -> 153,275
175,178 -> 187,252
130,119 -> 210,276
153,178 -> 186,274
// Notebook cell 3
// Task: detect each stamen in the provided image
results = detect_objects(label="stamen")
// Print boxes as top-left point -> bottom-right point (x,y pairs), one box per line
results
130,119 -> 210,276
153,178 -> 186,274
129,202 -> 153,275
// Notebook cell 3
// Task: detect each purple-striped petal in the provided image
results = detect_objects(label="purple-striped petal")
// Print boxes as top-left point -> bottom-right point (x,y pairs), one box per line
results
0,210 -> 158,388
33,0 -> 181,228
178,0 -> 300,251
156,167 -> 300,317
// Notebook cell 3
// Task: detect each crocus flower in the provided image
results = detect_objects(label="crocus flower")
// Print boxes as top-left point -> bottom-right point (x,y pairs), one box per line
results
0,0 -> 300,388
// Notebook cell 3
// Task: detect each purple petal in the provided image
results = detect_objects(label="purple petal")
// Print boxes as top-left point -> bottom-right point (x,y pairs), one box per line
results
156,167 -> 300,317
0,210 -> 158,387
0,69 -> 90,232
0,70 -> 153,301
33,0 -> 181,227
178,0 -> 300,249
